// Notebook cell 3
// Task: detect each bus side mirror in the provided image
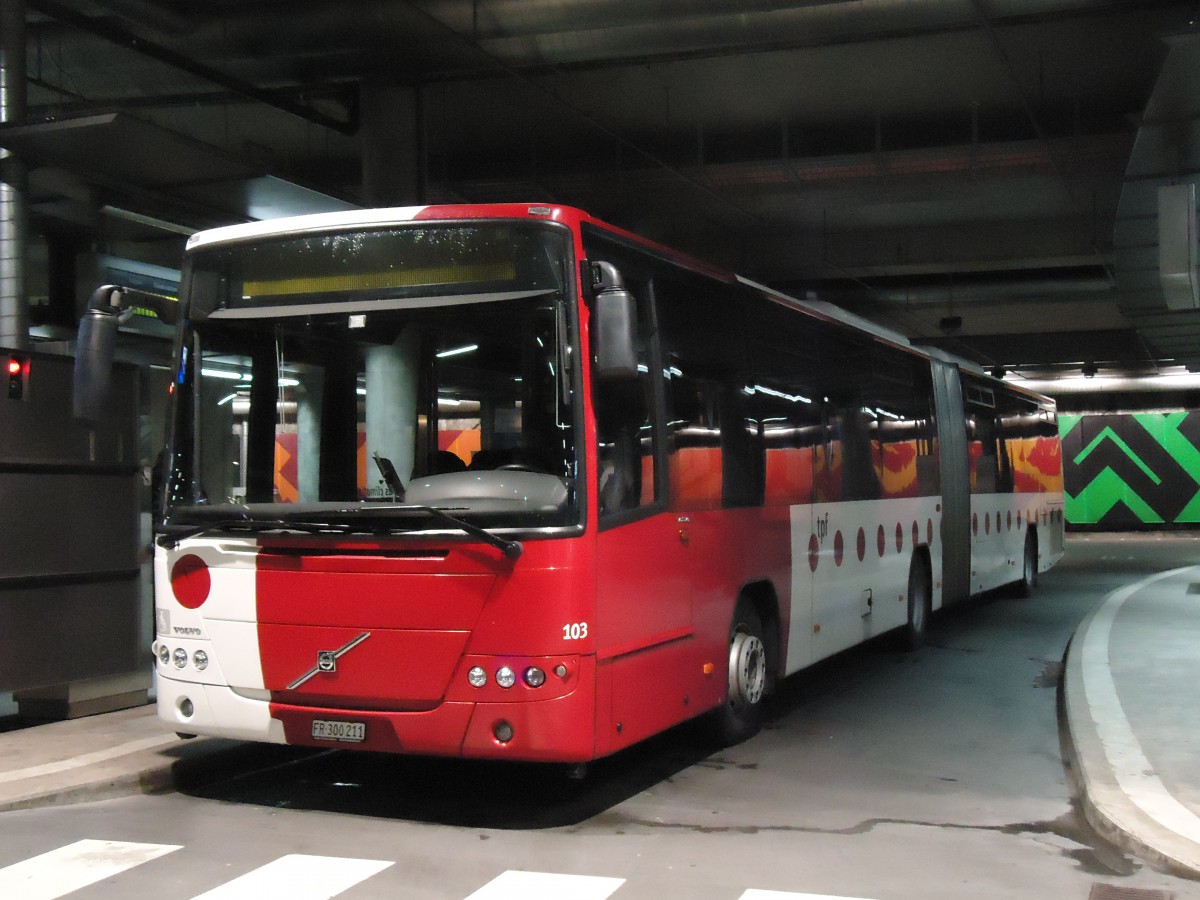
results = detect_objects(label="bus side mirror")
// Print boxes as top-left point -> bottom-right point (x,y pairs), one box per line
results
73,284 -> 179,423
73,302 -> 120,424
591,261 -> 639,381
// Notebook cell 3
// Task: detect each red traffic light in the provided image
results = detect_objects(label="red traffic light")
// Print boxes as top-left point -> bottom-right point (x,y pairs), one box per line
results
7,355 -> 26,399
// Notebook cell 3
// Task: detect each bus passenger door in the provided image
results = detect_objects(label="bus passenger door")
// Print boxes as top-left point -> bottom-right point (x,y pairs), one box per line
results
594,508 -> 697,749
590,264 -> 698,752
932,360 -> 970,604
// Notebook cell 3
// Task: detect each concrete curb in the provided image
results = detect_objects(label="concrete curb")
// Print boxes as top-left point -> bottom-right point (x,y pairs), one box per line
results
0,705 -> 247,814
1063,574 -> 1200,878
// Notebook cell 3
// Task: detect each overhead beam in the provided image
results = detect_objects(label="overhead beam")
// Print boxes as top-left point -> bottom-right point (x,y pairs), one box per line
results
26,0 -> 358,134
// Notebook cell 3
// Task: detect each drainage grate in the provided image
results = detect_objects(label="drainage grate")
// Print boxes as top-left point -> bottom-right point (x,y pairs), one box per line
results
1088,885 -> 1173,900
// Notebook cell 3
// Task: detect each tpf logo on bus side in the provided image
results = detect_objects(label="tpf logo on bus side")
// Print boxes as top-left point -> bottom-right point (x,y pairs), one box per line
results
815,512 -> 830,540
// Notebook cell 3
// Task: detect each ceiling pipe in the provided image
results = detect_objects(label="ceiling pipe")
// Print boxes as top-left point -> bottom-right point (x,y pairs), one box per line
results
0,0 -> 29,351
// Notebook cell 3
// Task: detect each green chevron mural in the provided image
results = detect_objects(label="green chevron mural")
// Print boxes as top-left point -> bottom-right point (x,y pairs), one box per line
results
1060,411 -> 1200,527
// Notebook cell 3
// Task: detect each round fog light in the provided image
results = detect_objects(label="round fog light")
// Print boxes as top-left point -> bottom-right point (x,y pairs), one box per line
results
493,720 -> 514,743
178,697 -> 194,718
496,666 -> 516,689
173,648 -> 187,669
158,644 -> 170,665
193,650 -> 209,671
467,666 -> 487,688
523,666 -> 546,688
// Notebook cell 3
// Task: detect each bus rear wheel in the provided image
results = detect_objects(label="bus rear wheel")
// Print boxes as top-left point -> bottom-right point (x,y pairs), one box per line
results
1014,528 -> 1038,598
901,555 -> 931,651
710,599 -> 767,746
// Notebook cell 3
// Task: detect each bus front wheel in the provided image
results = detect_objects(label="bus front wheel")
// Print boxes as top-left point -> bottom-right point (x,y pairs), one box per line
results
711,598 -> 767,746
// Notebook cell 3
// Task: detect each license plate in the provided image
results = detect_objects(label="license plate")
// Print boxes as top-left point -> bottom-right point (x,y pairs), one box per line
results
311,719 -> 366,743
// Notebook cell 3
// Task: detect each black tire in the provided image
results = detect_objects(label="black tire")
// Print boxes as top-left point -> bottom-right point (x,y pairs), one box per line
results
1014,528 -> 1038,598
901,554 -> 931,651
709,598 -> 768,746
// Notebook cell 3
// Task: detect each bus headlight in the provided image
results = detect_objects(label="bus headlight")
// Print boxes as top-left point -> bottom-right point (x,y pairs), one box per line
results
193,650 -> 209,671
173,648 -> 188,669
495,666 -> 516,689
158,644 -> 170,665
467,666 -> 487,688
523,666 -> 546,688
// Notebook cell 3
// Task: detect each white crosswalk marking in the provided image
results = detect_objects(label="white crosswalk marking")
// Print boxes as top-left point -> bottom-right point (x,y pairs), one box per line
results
0,839 -> 878,900
0,839 -> 181,900
464,869 -> 626,900
189,853 -> 393,899
740,891 -> 876,900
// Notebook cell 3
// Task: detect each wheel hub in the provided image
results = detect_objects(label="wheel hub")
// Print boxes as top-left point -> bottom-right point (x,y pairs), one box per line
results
728,631 -> 766,707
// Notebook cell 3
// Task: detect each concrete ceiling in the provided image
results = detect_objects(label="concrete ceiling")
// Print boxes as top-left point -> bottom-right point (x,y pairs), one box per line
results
5,0 -> 1200,384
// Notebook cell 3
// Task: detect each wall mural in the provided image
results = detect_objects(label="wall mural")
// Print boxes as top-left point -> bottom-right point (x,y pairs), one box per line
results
1060,412 -> 1200,527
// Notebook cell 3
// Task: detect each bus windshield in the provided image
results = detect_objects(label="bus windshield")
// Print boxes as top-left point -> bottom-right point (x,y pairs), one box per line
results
163,221 -> 580,534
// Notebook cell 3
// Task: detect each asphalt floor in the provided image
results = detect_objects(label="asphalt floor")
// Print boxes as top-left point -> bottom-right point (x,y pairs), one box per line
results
0,538 -> 1198,877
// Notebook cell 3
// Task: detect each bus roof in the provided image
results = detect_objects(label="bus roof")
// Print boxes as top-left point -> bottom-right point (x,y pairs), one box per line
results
184,203 -> 584,252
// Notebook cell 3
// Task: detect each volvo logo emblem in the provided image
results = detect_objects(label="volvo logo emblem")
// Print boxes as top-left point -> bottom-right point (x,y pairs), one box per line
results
287,632 -> 371,690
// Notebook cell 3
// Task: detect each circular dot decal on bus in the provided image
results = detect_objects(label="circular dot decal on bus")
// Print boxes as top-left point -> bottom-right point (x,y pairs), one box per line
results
857,527 -> 866,562
171,554 -> 211,610
895,522 -> 904,553
984,512 -> 991,535
834,530 -> 844,567
808,533 -> 819,573
1007,511 -> 1013,531
911,521 -> 920,548
927,518 -> 934,545
972,513 -> 978,536
877,524 -> 886,558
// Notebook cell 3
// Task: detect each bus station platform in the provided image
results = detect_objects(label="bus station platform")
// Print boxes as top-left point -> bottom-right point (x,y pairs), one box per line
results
1062,562 -> 1200,877
0,556 -> 1199,878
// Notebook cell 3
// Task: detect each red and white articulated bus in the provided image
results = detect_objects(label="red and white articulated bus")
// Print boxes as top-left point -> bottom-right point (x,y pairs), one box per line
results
76,203 -> 1065,765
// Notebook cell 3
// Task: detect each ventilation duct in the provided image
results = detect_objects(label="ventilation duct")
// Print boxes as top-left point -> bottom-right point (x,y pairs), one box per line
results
1159,182 -> 1199,310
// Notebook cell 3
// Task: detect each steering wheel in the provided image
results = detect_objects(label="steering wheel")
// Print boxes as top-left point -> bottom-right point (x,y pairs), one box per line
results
497,462 -> 543,473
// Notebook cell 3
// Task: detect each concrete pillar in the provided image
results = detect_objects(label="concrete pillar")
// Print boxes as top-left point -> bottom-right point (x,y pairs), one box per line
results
366,329 -> 420,486
0,0 -> 28,350
296,372 -> 323,502
360,81 -> 424,207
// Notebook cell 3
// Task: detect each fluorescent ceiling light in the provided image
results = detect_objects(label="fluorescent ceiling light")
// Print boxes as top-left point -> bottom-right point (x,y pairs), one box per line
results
202,368 -> 243,380
436,344 -> 478,358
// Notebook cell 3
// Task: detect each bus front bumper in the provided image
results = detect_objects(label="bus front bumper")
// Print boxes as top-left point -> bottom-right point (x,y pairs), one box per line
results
156,671 -> 597,763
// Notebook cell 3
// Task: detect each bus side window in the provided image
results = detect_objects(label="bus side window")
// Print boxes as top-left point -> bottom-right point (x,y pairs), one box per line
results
964,377 -> 1005,494
744,295 -> 823,506
657,276 -> 763,510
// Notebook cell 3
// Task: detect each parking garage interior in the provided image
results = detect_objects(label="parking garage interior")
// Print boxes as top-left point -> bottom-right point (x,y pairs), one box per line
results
3,3 -> 1200,892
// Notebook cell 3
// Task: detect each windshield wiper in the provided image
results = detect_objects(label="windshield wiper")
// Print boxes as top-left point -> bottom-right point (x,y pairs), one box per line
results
157,505 -> 523,559
156,515 -> 358,549
320,504 -> 523,559
410,505 -> 523,559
